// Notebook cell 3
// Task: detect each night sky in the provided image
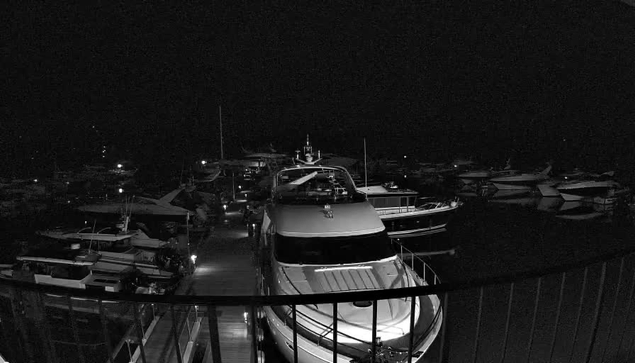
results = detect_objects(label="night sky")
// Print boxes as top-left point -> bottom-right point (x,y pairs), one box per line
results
3,1 -> 635,176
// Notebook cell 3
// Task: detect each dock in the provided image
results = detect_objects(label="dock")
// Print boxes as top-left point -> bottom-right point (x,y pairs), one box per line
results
127,210 -> 258,363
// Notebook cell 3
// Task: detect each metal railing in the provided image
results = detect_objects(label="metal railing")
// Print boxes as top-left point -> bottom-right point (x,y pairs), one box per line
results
1,246 -> 635,363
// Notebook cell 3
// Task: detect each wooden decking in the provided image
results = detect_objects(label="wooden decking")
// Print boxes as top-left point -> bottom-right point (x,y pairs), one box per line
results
140,222 -> 258,363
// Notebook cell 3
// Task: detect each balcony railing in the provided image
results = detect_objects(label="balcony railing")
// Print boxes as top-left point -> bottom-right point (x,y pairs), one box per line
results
1,245 -> 635,363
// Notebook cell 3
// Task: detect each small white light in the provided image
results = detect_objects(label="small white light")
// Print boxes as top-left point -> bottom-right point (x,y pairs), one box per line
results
223,204 -> 227,210
190,255 -> 197,264
243,312 -> 248,323
118,188 -> 124,193
33,179 -> 38,183
201,160 -> 207,165
238,185 -> 242,189
117,164 -> 123,169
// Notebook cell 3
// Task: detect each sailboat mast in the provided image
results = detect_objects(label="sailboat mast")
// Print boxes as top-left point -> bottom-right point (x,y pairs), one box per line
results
219,105 -> 224,160
364,138 -> 368,188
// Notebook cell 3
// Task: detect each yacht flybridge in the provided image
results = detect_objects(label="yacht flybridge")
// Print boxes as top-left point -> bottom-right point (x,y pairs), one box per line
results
256,136 -> 443,363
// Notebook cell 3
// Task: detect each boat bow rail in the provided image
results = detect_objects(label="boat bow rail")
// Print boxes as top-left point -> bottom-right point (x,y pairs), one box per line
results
1,246 -> 635,363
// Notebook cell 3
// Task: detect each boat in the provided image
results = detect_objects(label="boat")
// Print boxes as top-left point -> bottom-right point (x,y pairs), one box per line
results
36,215 -> 185,281
489,164 -> 552,190
0,245 -> 169,294
256,137 -> 443,363
36,214 -> 170,250
357,182 -> 462,239
556,180 -> 622,202
77,188 -> 192,216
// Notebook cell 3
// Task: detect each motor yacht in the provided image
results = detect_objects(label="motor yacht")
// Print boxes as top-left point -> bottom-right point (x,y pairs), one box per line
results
256,137 -> 443,363
489,165 -> 552,190
357,182 -> 461,239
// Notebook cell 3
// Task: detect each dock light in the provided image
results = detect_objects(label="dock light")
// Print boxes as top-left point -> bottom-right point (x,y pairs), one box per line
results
118,188 -> 124,193
223,204 -> 227,211
117,164 -> 123,169
33,179 -> 38,183
190,255 -> 197,264
201,160 -> 207,165
238,185 -> 242,189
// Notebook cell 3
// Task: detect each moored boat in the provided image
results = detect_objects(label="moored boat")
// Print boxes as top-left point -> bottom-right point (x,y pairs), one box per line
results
357,182 -> 461,239
256,137 -> 443,363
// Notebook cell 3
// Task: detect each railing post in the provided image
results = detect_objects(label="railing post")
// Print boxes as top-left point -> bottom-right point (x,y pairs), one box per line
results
34,292 -> 58,363
438,292 -> 449,363
66,296 -> 86,363
500,282 -> 515,363
207,305 -> 222,363
170,305 -> 183,363
583,262 -> 607,363
133,302 -> 148,363
98,300 -> 115,363
548,272 -> 567,362
600,258 -> 625,362
332,302 -> 338,363
371,300 -> 378,362
472,286 -> 484,363
250,304 -> 258,363
567,267 -> 589,363
616,269 -> 635,361
525,277 -> 542,363
292,304 -> 298,363
408,295 -> 416,363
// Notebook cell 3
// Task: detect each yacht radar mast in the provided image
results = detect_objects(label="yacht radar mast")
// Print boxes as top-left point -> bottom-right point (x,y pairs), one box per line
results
294,134 -> 322,165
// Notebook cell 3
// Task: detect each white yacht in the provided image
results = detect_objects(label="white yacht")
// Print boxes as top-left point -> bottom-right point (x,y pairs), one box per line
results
489,165 -> 552,190
556,180 -> 622,202
257,138 -> 442,363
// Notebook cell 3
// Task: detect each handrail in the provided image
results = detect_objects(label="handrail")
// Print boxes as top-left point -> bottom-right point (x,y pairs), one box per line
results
2,244 -> 635,306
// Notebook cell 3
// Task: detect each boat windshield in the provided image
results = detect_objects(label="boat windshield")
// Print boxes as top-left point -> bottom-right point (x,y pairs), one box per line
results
274,167 -> 365,204
274,232 -> 395,265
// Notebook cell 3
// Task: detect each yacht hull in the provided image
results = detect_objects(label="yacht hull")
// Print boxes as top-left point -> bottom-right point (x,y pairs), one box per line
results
380,207 -> 458,238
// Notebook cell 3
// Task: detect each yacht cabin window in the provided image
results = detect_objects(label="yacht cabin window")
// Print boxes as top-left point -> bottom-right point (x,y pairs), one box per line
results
274,232 -> 395,265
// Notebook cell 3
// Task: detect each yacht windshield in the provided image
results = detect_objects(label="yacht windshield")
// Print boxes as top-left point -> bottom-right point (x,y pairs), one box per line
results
274,167 -> 365,204
274,232 -> 395,265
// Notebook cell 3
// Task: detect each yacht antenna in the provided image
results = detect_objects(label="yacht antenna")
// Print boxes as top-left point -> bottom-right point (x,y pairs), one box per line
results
364,138 -> 368,188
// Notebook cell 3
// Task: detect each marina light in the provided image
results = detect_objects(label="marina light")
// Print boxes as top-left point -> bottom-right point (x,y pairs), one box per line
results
238,185 -> 242,189
117,163 -> 123,169
118,188 -> 124,193
201,160 -> 207,165
33,179 -> 38,183
190,255 -> 197,264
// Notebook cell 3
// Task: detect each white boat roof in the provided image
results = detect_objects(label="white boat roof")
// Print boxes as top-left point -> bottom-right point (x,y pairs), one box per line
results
271,202 -> 385,237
